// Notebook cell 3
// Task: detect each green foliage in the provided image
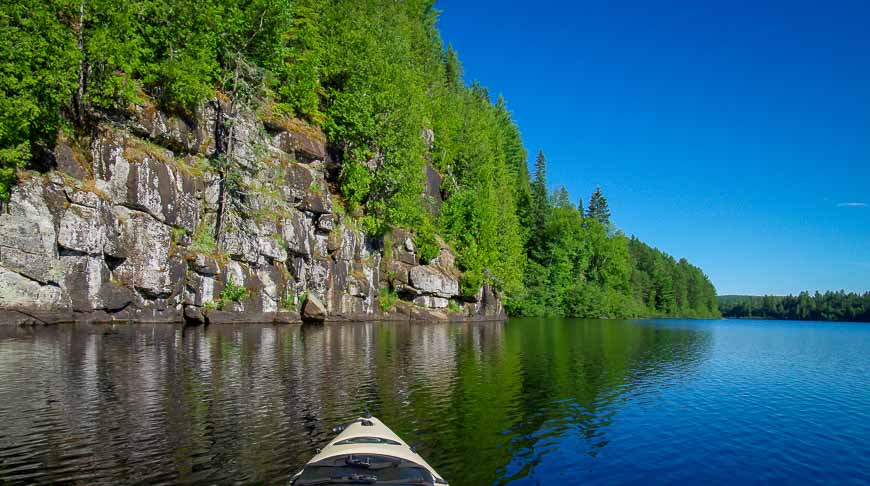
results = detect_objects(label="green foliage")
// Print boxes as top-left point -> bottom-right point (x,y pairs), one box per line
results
443,44 -> 463,90
277,0 -> 323,120
414,219 -> 440,264
218,277 -> 250,309
460,266 -> 484,298
382,231 -> 394,263
435,86 -> 526,296
529,150 -> 549,250
359,214 -> 386,236
280,292 -> 296,311
0,0 -> 297,195
627,237 -> 719,317
84,0 -> 295,113
586,186 -> 611,226
379,287 -> 398,312
448,299 -> 463,314
339,160 -> 371,211
190,223 -> 216,253
310,0 -> 436,231
171,227 -> 188,245
0,0 -> 79,200
719,292 -> 870,322
0,144 -> 27,201
0,0 -> 721,319
511,184 -> 718,319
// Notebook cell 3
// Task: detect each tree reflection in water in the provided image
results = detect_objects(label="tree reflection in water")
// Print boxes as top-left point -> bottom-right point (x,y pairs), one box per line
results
0,319 -> 711,485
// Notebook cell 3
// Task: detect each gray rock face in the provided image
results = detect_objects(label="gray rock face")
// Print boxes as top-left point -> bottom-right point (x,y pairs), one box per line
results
317,214 -> 334,233
53,133 -> 89,179
0,101 -> 502,323
58,204 -> 106,254
302,294 -> 327,321
409,266 -> 460,298
0,181 -> 67,309
223,214 -> 260,264
0,181 -> 61,282
60,254 -> 111,311
257,265 -> 284,313
0,267 -> 63,309
424,163 -> 443,215
93,129 -> 202,232
413,295 -> 449,309
282,210 -> 314,257
124,101 -> 214,155
266,117 -> 329,163
112,206 -> 177,298
482,286 -> 505,317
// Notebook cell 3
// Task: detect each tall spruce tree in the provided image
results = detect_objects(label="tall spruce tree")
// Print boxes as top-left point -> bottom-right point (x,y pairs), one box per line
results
527,150 -> 550,259
554,186 -> 571,208
532,150 -> 547,202
587,186 -> 611,225
444,43 -> 462,90
529,150 -> 549,252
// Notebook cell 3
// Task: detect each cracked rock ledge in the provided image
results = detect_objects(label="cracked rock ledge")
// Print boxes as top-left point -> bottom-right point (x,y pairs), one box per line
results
0,101 -> 504,326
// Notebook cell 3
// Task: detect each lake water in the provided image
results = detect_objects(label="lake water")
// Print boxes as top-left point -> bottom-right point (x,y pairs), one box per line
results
0,318 -> 868,485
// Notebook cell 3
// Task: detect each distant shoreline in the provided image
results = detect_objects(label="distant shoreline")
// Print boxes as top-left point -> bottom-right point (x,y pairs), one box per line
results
717,292 -> 869,323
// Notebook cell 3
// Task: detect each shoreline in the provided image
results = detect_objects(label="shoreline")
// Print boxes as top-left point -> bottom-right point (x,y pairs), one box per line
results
0,306 -> 506,327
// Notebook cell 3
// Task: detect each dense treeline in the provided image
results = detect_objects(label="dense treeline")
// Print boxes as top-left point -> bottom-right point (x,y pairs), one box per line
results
1,0 -> 718,317
507,152 -> 718,318
719,292 -> 870,322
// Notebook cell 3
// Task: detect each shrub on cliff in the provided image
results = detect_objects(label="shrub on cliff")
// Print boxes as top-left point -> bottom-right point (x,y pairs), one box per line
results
0,0 -> 78,200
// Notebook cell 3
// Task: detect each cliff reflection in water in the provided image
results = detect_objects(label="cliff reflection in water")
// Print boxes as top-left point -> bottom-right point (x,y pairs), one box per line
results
0,319 -> 711,485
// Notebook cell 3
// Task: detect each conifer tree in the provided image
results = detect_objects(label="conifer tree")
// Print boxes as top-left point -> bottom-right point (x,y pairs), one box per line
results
521,149 -> 550,259
587,186 -> 611,225
530,151 -> 549,235
533,150 -> 547,199
555,186 -> 571,208
444,43 -> 462,89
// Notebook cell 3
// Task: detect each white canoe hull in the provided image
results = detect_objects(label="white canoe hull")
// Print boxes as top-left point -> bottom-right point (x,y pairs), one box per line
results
290,416 -> 448,485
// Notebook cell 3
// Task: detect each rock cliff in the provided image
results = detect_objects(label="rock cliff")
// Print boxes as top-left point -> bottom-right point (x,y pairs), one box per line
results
0,100 -> 504,325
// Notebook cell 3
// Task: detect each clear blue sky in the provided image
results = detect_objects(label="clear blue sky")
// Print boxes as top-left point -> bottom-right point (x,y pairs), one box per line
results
436,0 -> 870,296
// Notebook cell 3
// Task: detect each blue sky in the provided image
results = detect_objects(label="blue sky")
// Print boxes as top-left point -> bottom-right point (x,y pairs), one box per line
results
436,0 -> 870,295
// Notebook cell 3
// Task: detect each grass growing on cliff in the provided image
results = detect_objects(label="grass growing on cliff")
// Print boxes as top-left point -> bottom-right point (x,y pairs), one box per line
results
379,287 -> 398,312
216,277 -> 250,310
171,227 -> 188,245
448,299 -> 463,314
280,292 -> 297,311
190,223 -> 216,254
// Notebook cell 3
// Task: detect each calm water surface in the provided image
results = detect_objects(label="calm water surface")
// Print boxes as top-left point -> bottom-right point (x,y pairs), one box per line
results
0,318 -> 868,485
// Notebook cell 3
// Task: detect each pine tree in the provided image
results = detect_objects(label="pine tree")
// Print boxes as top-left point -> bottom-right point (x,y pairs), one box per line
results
444,43 -> 462,89
527,150 -> 549,257
587,186 -> 611,225
532,150 -> 548,223
553,186 -> 570,208
533,150 -> 546,191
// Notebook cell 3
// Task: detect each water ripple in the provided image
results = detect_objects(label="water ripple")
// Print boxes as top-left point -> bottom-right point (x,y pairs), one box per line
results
0,319 -> 868,485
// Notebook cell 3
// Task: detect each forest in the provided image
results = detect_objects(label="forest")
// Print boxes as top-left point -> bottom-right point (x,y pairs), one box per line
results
718,292 -> 870,322
0,0 -> 718,318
